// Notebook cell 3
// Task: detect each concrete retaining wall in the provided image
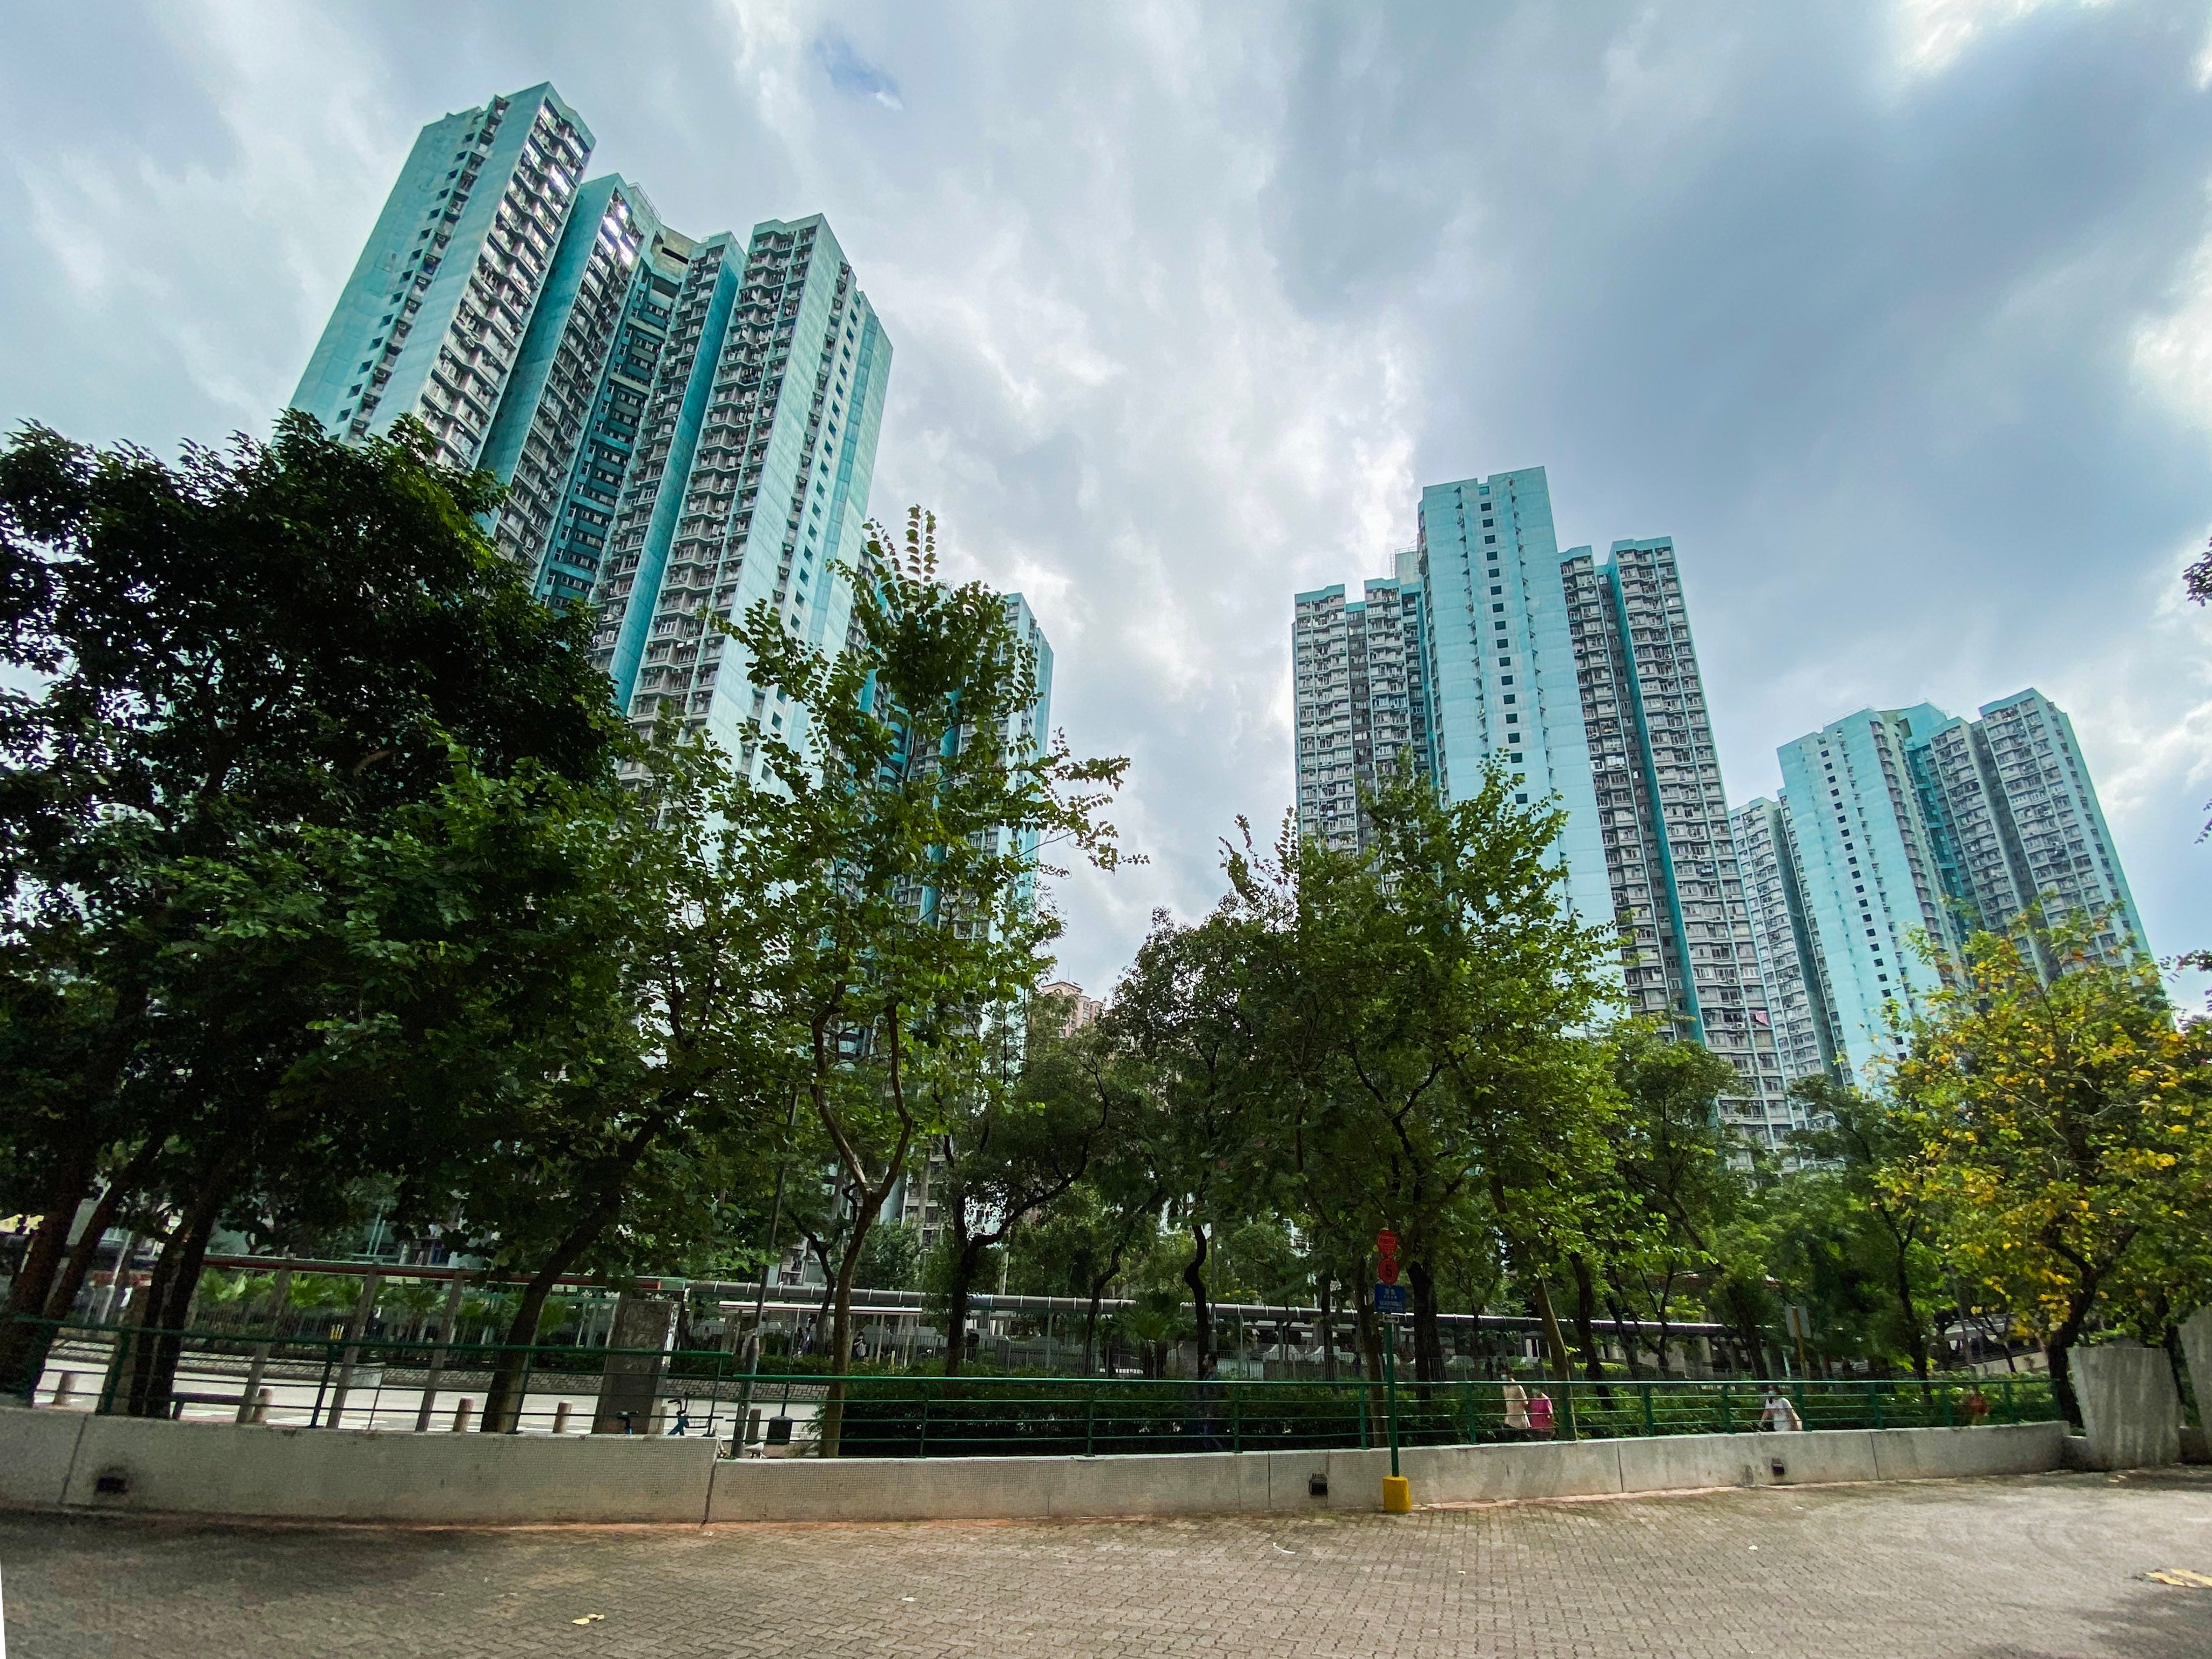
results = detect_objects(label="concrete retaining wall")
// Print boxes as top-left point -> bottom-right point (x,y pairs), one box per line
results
2,1405 -> 2065,1527
0,1405 -> 715,1523
703,1422 -> 2068,1523
0,1406 -> 89,1510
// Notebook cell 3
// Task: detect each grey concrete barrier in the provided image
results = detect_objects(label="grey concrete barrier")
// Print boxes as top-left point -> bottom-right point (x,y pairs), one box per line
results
1,1407 -> 2069,1527
1866,1421 -> 2068,1481
0,1406 -> 89,1509
702,1422 -> 2071,1523
1,1407 -> 715,1524
2181,1307 -> 2212,1422
2073,1341 -> 2183,1470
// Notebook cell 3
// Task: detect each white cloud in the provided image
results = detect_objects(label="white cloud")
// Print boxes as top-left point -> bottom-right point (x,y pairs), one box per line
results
2133,195 -> 2212,433
1894,0 -> 2109,76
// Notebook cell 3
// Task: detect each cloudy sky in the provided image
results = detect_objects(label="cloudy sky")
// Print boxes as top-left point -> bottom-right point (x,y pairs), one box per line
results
6,0 -> 2212,997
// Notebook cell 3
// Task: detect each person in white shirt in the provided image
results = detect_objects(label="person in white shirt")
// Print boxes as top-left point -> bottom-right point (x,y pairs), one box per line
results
1761,1387 -> 1803,1432
1502,1379 -> 1530,1438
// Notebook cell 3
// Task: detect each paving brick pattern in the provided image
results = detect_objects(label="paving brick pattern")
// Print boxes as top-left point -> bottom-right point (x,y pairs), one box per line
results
5,1468 -> 2212,1657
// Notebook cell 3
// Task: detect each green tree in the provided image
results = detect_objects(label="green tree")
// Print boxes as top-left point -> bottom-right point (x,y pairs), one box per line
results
1312,763 -> 1622,1387
1893,910 -> 2212,1421
931,1003 -> 1113,1375
1597,1029 -> 1747,1376
1787,1075 -> 1946,1380
726,511 -> 1129,1451
423,732 -> 790,1432
1105,905 -> 1279,1380
0,413 -> 618,1398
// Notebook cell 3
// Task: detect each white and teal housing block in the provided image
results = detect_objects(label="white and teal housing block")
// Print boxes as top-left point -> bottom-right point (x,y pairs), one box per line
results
1292,550 -> 1436,854
294,85 -> 895,766
583,214 -> 890,766
1294,466 -> 1792,1145
1743,689 -> 2147,1087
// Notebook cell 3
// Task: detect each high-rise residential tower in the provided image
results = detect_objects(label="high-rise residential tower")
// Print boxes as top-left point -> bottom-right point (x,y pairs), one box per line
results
1775,705 -> 1958,1082
1561,541 -> 1789,1142
1766,689 -> 2146,1084
1293,467 -> 1795,1141
475,174 -> 680,606
1912,690 -> 2146,960
292,85 -> 596,475
1413,470 -> 1611,927
296,89 -> 894,753
1729,795 -> 1838,1084
1292,552 -> 1435,853
585,214 -> 891,760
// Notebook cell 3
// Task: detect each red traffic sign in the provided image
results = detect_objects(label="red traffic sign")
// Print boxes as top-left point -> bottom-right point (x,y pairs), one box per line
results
1375,1229 -> 1398,1260
1377,1256 -> 1400,1285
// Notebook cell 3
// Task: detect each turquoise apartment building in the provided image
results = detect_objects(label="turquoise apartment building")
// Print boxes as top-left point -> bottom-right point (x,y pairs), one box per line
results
293,86 -> 893,765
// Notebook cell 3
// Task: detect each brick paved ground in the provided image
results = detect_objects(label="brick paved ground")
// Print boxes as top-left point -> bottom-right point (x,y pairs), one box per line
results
5,1468 -> 2211,1658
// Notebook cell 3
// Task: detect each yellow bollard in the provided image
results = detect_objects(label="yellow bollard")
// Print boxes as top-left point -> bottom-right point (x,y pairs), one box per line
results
1382,1475 -> 1412,1514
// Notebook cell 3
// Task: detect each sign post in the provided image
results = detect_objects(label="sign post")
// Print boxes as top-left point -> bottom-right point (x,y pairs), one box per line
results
1784,1303 -> 1812,1380
1375,1229 -> 1410,1513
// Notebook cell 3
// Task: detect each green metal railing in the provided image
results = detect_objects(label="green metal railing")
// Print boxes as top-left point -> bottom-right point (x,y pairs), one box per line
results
4,1314 -> 2059,1455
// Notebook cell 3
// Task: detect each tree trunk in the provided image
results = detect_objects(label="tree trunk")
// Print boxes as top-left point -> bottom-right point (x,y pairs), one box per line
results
478,1260 -> 564,1433
940,1211 -> 984,1378
46,1141 -> 161,1323
1182,1222 -> 1213,1380
821,1205 -> 879,1456
1602,1276 -> 1646,1379
1083,1273 -> 1109,1377
1526,1272 -> 1575,1387
1407,1256 -> 1446,1388
11,1146 -> 156,1404
0,1137 -> 97,1393
480,1117 -> 662,1433
2046,1289 -> 2098,1428
126,1200 -> 222,1419
1894,1244 -> 1930,1383
811,1008 -> 915,1459
1568,1253 -> 1613,1402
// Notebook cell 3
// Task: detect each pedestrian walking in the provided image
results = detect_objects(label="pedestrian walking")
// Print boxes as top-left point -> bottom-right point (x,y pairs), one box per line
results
1761,1387 -> 1802,1432
1528,1390 -> 1555,1440
1502,1379 -> 1530,1439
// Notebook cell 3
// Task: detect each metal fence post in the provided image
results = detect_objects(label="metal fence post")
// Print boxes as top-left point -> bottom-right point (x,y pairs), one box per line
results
2002,1375 -> 2017,1424
1870,1381 -> 1884,1429
1641,1382 -> 1656,1435
1231,1382 -> 1242,1454
1384,1332 -> 1400,1478
325,1271 -> 381,1428
237,1267 -> 291,1424
705,1346 -> 729,1440
918,1388 -> 930,1459
1084,1378 -> 1097,1457
1720,1382 -> 1733,1434
414,1278 -> 465,1433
